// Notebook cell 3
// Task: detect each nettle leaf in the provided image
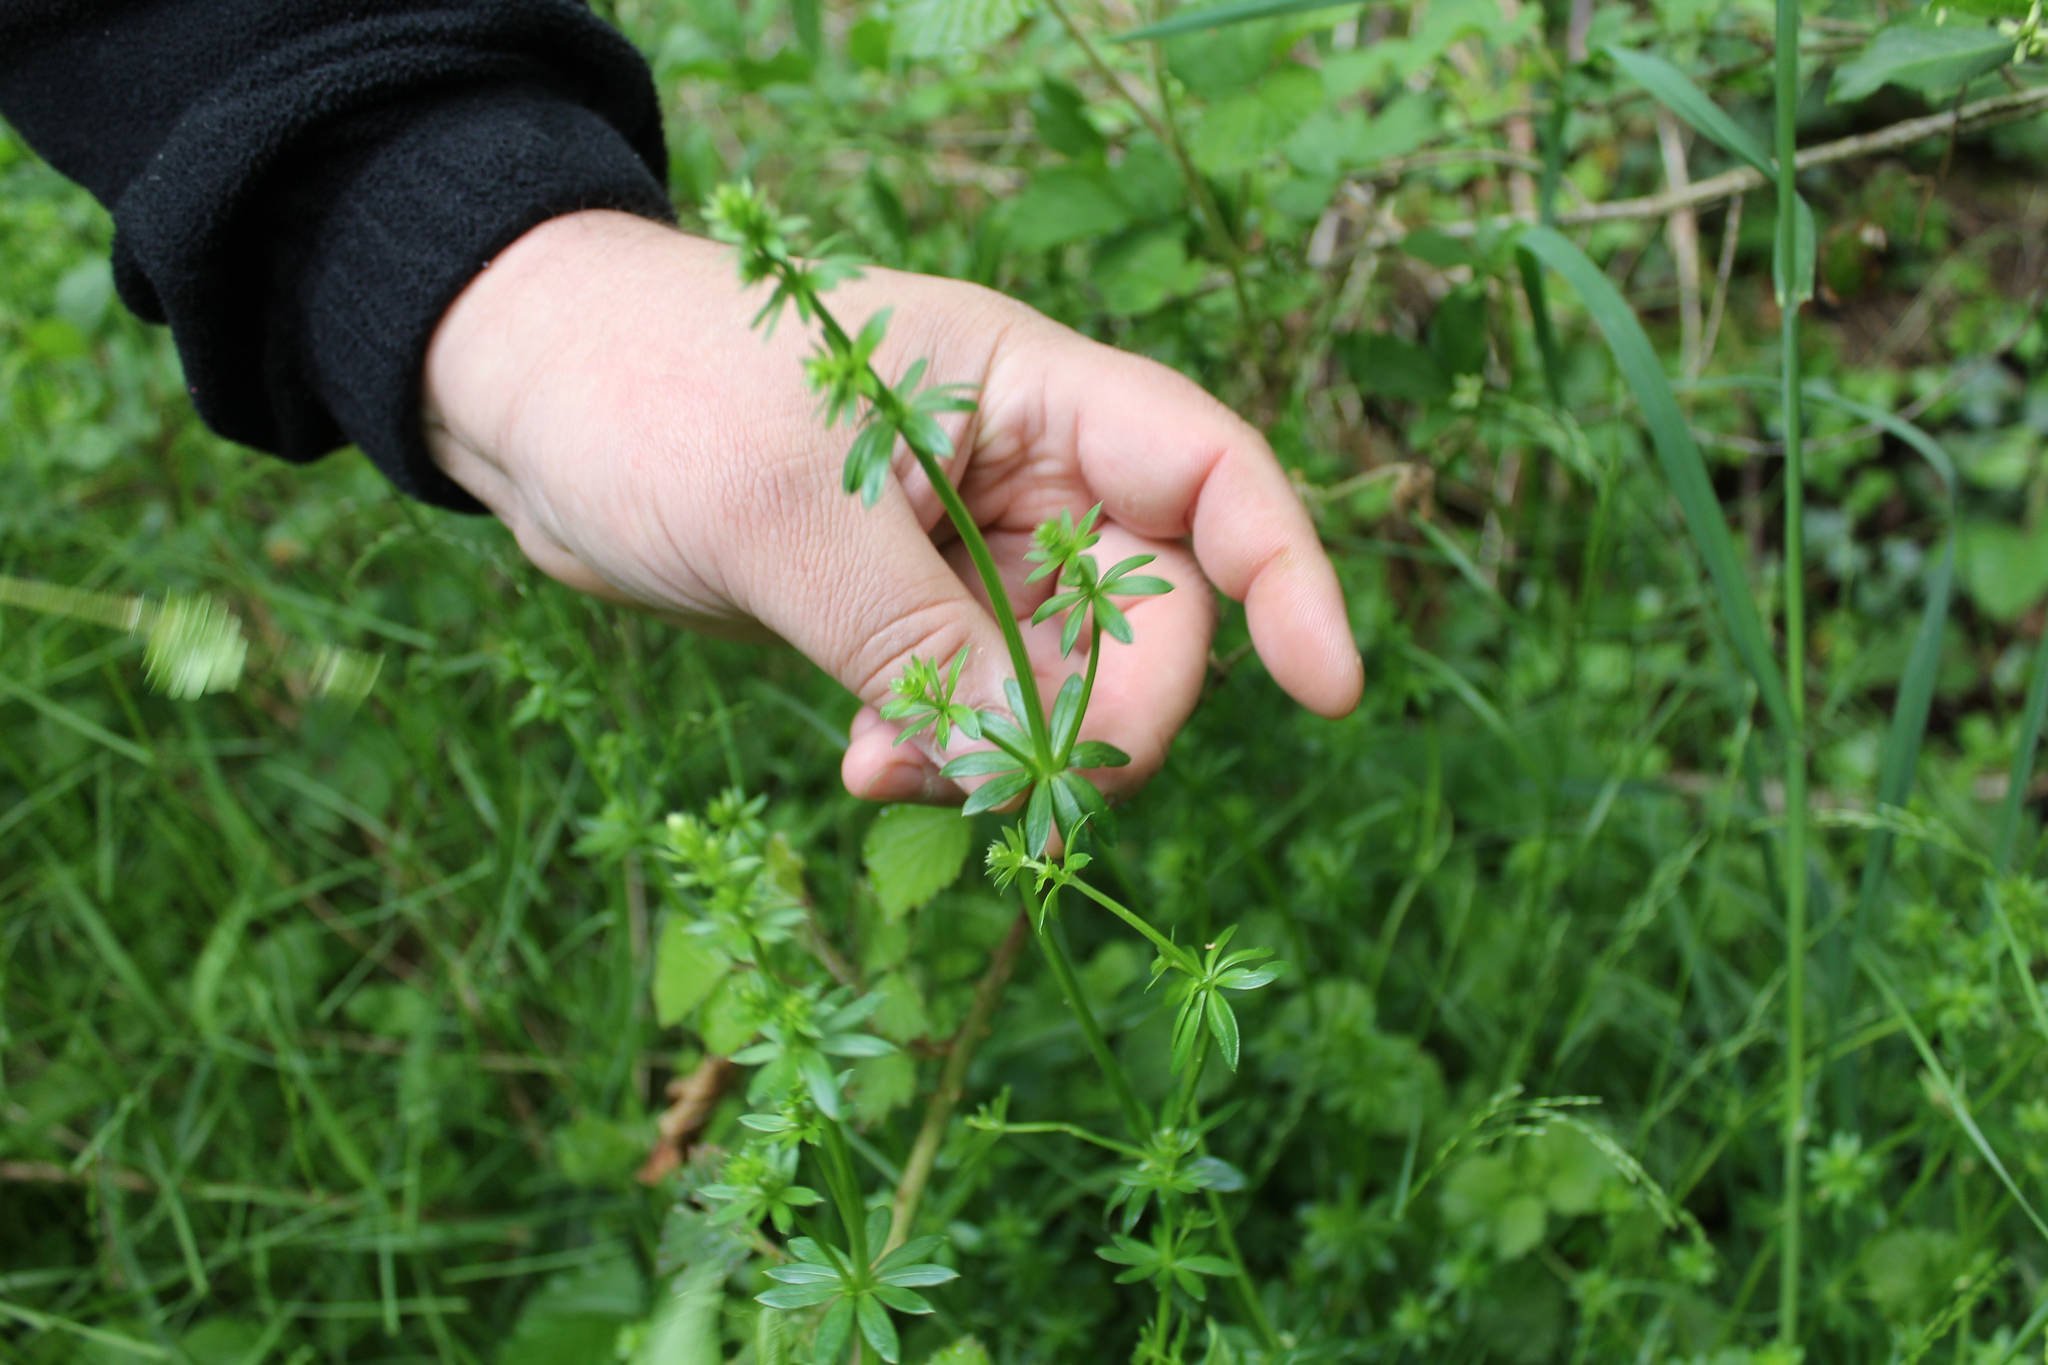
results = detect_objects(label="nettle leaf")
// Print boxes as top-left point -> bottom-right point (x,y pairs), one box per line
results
653,920 -> 728,1026
864,804 -> 973,918
1003,166 -> 1140,251
893,0 -> 1036,57
1831,22 -> 2014,103
1188,65 -> 1324,177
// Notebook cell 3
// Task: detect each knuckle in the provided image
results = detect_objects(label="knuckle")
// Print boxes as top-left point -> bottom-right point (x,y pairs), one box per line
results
842,596 -> 975,706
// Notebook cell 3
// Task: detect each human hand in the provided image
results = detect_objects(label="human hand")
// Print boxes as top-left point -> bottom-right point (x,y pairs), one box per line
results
423,210 -> 1362,802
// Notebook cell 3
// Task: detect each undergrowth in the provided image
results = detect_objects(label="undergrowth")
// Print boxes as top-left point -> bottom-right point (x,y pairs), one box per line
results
5,1 -> 2048,1361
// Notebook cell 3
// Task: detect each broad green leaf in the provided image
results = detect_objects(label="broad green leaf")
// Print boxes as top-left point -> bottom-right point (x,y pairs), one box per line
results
1003,167 -> 1139,251
1959,520 -> 2048,622
865,804 -> 973,918
1341,331 -> 1450,403
893,0 -> 1035,57
1188,66 -> 1323,177
1493,1192 -> 1550,1260
654,921 -> 727,1026
1120,0 -> 1364,40
1518,226 -> 1792,733
1606,46 -> 1774,176
925,1337 -> 994,1364
1094,231 -> 1203,316
1831,23 -> 2013,103
853,1053 -> 919,1123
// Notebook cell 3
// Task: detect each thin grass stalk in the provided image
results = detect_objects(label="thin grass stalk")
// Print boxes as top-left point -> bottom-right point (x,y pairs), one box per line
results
1771,0 -> 1810,1340
1023,882 -> 1152,1139
809,308 -> 1054,753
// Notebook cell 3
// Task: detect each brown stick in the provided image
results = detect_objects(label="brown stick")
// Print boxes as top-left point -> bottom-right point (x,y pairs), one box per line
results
1358,86 -> 2048,249
884,910 -> 1032,1253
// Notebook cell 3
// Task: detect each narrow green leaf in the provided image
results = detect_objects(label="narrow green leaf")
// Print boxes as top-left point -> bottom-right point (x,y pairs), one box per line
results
1068,740 -> 1132,769
1118,0 -> 1364,41
1205,991 -> 1242,1070
1518,226 -> 1792,732
1049,673 -> 1086,758
939,750 -> 1023,779
1858,949 -> 2048,1247
855,1294 -> 901,1363
1025,780 -> 1054,855
756,1283 -> 840,1310
961,769 -> 1034,816
653,922 -> 727,1026
1606,46 -> 1774,176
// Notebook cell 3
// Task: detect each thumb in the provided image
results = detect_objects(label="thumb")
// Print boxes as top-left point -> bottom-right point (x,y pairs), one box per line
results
741,491 -> 1014,803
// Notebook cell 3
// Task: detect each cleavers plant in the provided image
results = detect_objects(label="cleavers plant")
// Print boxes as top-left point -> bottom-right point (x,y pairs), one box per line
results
638,180 -> 1289,1362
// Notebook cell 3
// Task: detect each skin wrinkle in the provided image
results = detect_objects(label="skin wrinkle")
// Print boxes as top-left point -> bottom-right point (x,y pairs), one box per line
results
421,209 -> 1363,802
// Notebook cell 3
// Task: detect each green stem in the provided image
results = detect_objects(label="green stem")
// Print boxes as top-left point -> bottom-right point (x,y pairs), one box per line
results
1772,0 -> 1809,1343
818,1119 -> 870,1269
0,574 -> 146,631
1205,1188 -> 1280,1351
1062,623 -> 1103,766
1041,0 -> 1254,331
1024,882 -> 1152,1140
1064,875 -> 1195,973
973,1119 -> 1144,1159
1163,1021 -> 1208,1132
811,305 -> 1052,757
886,911 -> 1032,1252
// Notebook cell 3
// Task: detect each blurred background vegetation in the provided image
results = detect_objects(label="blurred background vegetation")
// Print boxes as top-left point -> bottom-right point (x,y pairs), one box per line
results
3,0 -> 2046,1360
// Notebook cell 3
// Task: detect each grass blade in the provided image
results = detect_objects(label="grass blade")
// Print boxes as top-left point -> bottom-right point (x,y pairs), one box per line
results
1516,225 -> 1792,732
1993,627 -> 2048,875
1857,947 -> 2048,1248
1118,0 -> 1365,41
1606,46 -> 1775,176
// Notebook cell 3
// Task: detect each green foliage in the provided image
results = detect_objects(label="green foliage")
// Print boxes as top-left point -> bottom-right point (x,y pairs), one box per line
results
1831,20 -> 2018,103
7,0 -> 2048,1361
864,803 -> 973,917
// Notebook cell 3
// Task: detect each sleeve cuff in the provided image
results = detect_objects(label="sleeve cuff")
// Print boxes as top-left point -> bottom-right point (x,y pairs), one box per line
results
288,85 -> 675,509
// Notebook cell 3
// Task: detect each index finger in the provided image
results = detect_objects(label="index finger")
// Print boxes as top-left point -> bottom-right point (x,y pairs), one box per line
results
1012,333 -> 1365,718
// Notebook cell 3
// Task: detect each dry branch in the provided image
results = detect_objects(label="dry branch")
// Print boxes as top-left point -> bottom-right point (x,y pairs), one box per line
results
1360,85 -> 2048,249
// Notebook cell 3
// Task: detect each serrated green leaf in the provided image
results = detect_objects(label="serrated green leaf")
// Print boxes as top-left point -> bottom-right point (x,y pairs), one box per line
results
865,804 -> 973,919
894,0 -> 1036,56
1188,66 -> 1323,177
654,921 -> 727,1027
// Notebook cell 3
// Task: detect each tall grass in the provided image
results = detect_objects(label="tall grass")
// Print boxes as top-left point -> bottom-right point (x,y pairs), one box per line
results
1770,0 -> 1810,1340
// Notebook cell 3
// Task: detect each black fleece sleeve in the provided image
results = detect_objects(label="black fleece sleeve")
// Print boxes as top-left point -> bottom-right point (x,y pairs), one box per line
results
0,2 -> 675,508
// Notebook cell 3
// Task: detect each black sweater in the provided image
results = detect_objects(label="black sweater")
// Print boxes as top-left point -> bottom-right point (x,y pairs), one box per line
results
0,2 -> 675,509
